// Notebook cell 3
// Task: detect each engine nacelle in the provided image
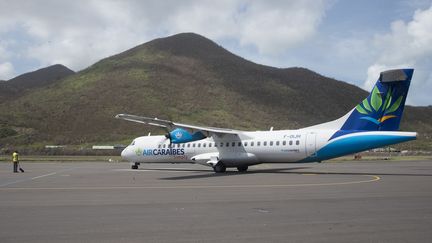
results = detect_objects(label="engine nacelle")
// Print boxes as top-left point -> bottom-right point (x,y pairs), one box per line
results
167,128 -> 206,143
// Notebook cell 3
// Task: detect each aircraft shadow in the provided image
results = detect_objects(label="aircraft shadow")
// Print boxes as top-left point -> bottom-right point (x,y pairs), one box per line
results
158,167 -> 432,180
159,167 -> 311,180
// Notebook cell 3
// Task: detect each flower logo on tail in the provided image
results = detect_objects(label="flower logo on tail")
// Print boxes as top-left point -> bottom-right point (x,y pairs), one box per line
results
355,86 -> 403,124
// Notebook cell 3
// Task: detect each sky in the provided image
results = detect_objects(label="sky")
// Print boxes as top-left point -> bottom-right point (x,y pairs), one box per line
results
0,0 -> 431,105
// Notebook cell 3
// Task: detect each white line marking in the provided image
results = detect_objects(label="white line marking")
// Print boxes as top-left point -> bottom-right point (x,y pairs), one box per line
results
0,168 -> 77,187
0,175 -> 380,190
31,172 -> 57,180
114,169 -> 195,173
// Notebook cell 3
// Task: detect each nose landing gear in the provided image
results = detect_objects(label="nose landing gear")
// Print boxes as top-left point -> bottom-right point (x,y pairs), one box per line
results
131,162 -> 140,170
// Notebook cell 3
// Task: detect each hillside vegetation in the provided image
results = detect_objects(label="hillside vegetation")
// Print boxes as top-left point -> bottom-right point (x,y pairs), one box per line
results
0,64 -> 74,102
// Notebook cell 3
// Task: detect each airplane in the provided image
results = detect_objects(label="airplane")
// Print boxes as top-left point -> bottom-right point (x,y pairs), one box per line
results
117,69 -> 416,172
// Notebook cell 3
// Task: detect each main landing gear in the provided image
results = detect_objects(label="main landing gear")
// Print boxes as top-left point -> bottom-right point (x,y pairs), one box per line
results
212,163 -> 249,173
236,165 -> 248,172
131,162 -> 140,170
213,163 -> 226,173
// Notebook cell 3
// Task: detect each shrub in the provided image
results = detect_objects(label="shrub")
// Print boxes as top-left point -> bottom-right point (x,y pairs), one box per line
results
0,127 -> 18,138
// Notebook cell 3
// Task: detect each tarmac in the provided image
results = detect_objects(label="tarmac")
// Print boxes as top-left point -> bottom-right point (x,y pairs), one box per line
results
0,160 -> 431,242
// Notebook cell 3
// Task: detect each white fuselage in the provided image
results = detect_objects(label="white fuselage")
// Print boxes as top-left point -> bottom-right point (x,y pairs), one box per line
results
122,129 -> 333,166
121,128 -> 416,167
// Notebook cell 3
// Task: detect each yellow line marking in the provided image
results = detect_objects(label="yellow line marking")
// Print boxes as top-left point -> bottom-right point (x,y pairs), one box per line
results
0,175 -> 380,190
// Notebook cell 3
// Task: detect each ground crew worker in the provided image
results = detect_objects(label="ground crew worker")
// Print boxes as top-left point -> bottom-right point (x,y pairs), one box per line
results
12,151 -> 19,173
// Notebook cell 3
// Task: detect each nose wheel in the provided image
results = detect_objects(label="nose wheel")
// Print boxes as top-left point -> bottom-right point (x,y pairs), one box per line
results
131,162 -> 140,170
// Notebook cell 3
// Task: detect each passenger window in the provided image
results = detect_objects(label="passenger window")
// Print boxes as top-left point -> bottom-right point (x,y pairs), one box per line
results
244,142 -> 248,146
289,141 -> 293,145
163,144 -> 166,148
182,144 -> 185,148
257,141 -> 261,146
232,142 -> 236,147
238,142 -> 242,146
214,143 -> 218,147
270,141 -> 273,146
283,141 -> 286,146
264,141 -> 267,146
198,143 -> 201,148
209,143 -> 212,148
220,142 -> 224,147
158,144 -> 161,148
187,143 -> 190,148
296,140 -> 300,145
251,142 -> 254,146
226,142 -> 229,147
276,141 -> 280,146
193,143 -> 196,148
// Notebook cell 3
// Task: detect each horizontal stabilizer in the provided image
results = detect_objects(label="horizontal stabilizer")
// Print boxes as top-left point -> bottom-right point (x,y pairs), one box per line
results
380,69 -> 410,82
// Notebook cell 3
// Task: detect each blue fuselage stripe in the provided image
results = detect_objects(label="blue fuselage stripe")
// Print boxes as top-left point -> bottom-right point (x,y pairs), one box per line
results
302,134 -> 415,162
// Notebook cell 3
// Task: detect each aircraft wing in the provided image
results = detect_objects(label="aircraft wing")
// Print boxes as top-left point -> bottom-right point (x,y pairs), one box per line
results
115,114 -> 244,137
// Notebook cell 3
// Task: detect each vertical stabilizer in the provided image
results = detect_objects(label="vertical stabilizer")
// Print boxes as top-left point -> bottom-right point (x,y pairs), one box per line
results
330,69 -> 413,139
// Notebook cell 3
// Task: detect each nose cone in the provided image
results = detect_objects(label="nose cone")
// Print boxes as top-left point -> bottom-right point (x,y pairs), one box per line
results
121,146 -> 132,161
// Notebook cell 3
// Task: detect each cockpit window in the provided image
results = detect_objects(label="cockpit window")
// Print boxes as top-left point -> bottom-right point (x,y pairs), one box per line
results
130,140 -> 136,146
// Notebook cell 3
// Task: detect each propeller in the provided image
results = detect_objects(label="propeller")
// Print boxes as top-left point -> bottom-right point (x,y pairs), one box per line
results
165,132 -> 172,145
162,126 -> 172,146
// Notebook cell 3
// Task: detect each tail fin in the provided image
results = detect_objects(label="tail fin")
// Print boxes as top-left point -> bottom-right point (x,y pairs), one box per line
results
336,69 -> 413,134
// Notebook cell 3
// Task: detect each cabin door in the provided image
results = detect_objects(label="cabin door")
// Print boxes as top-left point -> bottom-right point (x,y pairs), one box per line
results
305,132 -> 317,157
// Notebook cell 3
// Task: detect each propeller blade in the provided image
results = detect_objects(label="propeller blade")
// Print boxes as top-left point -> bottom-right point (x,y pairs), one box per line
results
165,132 -> 172,145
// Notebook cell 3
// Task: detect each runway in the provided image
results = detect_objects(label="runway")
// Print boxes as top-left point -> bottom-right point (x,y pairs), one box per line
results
1,160 -> 431,242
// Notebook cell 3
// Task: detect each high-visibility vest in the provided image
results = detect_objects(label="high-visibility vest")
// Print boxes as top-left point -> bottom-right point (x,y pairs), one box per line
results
12,152 -> 19,162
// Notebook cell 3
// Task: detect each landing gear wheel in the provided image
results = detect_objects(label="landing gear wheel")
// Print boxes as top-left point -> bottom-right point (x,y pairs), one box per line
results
237,165 -> 248,172
131,163 -> 139,170
213,163 -> 226,173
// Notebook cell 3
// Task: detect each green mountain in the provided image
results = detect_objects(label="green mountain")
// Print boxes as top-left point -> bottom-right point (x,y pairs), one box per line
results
0,33 -> 430,150
7,64 -> 75,90
0,64 -> 75,102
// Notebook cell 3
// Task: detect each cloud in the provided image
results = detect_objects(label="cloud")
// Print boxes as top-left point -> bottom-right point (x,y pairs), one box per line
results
167,0 -> 326,55
0,1 -> 153,71
7,1 -> 152,71
0,41 -> 12,60
0,0 -> 327,72
364,6 -> 432,105
237,1 -> 326,54
0,62 -> 15,80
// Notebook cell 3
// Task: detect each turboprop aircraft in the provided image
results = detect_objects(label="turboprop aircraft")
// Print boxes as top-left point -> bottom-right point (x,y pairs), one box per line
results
117,69 -> 416,172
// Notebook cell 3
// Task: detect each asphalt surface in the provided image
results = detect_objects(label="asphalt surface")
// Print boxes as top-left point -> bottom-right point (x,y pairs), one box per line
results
0,160 -> 431,243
